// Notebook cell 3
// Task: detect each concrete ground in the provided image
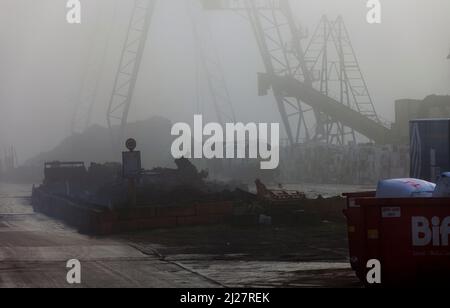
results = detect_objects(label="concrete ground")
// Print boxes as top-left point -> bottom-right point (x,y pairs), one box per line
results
0,182 -> 361,288
0,183 -> 218,288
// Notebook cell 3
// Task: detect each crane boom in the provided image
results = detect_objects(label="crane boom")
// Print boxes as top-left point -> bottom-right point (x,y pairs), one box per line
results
106,0 -> 157,147
203,0 -> 320,145
203,0 -> 390,145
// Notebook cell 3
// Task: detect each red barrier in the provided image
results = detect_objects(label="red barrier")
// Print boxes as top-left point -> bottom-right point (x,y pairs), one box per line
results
177,215 -> 224,226
195,202 -> 233,216
157,205 -> 196,218
32,188 -> 234,235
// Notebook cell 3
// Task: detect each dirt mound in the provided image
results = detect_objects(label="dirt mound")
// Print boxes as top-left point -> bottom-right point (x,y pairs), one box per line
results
25,116 -> 175,169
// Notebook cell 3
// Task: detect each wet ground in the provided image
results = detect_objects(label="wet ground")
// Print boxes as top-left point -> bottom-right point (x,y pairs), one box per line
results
116,221 -> 360,288
0,183 -> 217,287
0,182 -> 361,288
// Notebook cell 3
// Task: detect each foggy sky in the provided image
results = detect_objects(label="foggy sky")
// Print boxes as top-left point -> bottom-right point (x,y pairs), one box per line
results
1,0 -> 450,162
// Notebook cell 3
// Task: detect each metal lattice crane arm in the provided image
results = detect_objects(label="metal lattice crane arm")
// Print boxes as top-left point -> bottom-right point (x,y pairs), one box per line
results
203,0 -> 318,145
204,0 -> 389,145
107,0 -> 157,146
271,75 -> 392,143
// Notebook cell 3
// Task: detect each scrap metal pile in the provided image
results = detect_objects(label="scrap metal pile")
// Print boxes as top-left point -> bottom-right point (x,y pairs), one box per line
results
32,158 -> 249,234
40,158 -> 251,208
32,157 -> 348,235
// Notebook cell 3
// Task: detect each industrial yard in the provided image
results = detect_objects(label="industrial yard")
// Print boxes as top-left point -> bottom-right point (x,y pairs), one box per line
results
0,182 -> 360,288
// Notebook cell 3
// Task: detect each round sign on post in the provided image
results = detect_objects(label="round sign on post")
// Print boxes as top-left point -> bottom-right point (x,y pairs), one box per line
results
125,138 -> 137,152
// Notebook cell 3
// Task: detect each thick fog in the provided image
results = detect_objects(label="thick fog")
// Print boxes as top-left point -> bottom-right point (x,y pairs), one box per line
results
1,0 -> 450,162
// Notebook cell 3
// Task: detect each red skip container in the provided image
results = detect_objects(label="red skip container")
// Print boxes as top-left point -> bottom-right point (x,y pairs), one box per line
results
343,193 -> 450,286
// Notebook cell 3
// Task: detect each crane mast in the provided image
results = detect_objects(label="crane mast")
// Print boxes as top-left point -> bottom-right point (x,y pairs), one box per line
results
203,0 -> 321,145
304,15 -> 382,144
203,0 -> 389,145
106,0 -> 157,147
72,0 -> 390,150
